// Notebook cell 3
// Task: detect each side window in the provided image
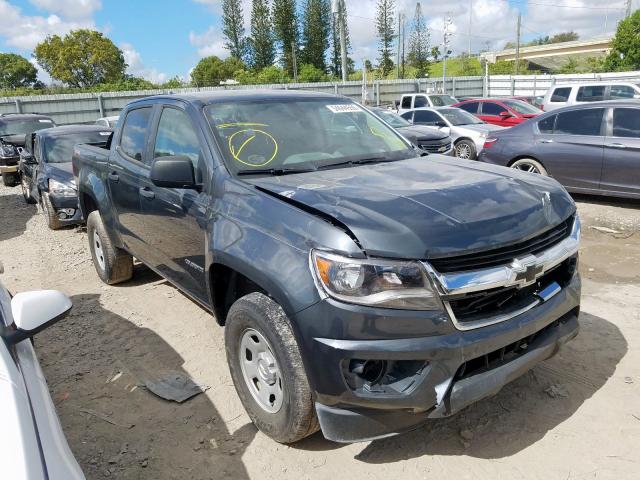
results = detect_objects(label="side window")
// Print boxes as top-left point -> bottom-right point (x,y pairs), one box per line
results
550,87 -> 571,103
609,85 -> 637,100
458,102 -> 479,114
538,115 -> 556,134
481,102 -> 507,116
576,86 -> 606,102
400,111 -> 413,122
413,110 -> 442,125
120,107 -> 152,162
555,108 -> 604,136
612,108 -> 640,138
153,108 -> 204,183
413,96 -> 428,108
33,136 -> 40,161
401,96 -> 412,109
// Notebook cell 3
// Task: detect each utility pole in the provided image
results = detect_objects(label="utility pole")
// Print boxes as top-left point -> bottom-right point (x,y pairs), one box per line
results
442,15 -> 453,94
397,13 -> 402,79
332,0 -> 348,83
291,41 -> 298,83
626,0 -> 632,18
402,13 -> 406,79
515,12 -> 521,76
468,0 -> 472,56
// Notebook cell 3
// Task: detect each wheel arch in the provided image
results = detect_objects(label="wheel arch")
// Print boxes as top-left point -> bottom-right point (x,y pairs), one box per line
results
507,155 -> 546,168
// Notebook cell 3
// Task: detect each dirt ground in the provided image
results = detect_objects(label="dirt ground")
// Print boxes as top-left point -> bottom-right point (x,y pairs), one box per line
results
1,182 -> 639,480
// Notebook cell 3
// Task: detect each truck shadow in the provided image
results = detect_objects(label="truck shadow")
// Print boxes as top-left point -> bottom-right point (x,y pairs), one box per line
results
0,191 -> 37,242
37,293 -> 255,480
352,312 -> 626,462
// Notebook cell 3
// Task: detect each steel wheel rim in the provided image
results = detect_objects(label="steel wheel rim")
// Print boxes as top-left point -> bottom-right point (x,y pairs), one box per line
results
93,230 -> 106,271
21,176 -> 28,199
239,328 -> 283,414
514,162 -> 541,174
456,143 -> 472,159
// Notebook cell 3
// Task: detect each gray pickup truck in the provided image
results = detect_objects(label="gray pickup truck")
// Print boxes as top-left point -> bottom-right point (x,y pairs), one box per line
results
72,90 -> 581,443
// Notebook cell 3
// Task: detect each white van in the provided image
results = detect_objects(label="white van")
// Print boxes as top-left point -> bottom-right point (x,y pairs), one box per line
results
542,81 -> 640,111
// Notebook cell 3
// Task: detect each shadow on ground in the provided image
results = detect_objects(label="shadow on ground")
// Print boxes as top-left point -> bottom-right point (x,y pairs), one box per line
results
572,193 -> 640,210
38,294 -> 255,480
0,190 -> 37,243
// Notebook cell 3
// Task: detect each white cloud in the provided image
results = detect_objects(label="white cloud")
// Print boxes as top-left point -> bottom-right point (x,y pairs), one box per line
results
189,27 -> 227,58
121,43 -> 168,84
28,0 -> 101,20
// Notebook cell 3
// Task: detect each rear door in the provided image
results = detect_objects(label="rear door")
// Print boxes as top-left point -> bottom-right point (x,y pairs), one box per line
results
601,107 -> 640,196
534,107 -> 605,190
108,105 -> 154,257
139,103 -> 211,303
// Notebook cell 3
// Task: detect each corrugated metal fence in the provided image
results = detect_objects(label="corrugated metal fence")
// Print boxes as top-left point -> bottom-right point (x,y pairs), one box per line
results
2,70 -> 640,125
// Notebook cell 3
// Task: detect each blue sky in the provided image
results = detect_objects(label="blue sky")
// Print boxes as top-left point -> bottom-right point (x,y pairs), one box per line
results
0,0 -> 632,83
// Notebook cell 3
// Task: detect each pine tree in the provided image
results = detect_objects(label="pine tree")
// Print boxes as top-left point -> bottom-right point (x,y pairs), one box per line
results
222,0 -> 247,60
301,0 -> 331,71
407,2 -> 430,77
330,0 -> 353,77
376,0 -> 395,77
249,0 -> 275,70
272,0 -> 299,75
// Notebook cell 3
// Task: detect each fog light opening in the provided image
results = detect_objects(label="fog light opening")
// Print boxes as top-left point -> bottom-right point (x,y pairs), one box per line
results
57,211 -> 68,220
349,359 -> 388,384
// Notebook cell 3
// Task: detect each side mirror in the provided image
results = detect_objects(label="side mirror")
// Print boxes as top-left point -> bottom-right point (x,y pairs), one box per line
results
150,156 -> 197,189
21,152 -> 37,164
3,290 -> 72,346
499,111 -> 512,118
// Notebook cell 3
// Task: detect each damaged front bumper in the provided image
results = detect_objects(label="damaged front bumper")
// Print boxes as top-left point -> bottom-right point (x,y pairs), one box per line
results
47,192 -> 83,225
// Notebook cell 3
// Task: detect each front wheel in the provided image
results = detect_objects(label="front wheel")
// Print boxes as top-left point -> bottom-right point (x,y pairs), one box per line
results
511,158 -> 548,176
454,139 -> 477,160
225,293 -> 319,444
21,176 -> 36,204
42,193 -> 63,230
86,211 -> 133,284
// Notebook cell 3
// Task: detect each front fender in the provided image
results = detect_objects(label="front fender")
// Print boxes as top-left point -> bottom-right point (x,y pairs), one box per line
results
78,169 -> 123,249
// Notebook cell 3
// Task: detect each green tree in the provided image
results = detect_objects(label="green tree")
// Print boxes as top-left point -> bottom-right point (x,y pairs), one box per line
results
556,57 -> 579,74
191,56 -> 246,86
605,10 -> 640,71
257,65 -> 290,83
297,63 -> 328,82
330,0 -> 354,77
33,29 -> 126,88
376,0 -> 395,76
550,31 -> 578,43
273,0 -> 299,75
161,76 -> 186,89
407,2 -> 429,77
300,0 -> 331,71
249,0 -> 275,70
0,53 -> 38,89
222,0 -> 247,60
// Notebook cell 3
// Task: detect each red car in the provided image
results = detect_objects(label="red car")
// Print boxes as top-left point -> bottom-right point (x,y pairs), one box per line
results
453,98 -> 542,127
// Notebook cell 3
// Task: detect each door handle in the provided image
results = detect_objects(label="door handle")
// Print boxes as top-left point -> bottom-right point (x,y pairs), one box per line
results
538,139 -> 554,144
108,171 -> 119,182
607,143 -> 626,149
139,187 -> 155,199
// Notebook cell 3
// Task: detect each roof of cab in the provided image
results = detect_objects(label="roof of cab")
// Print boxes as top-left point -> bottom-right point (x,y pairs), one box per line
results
0,113 -> 53,123
36,124 -> 112,138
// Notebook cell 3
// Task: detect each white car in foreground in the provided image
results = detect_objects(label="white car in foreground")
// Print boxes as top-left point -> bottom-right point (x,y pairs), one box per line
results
0,262 -> 84,480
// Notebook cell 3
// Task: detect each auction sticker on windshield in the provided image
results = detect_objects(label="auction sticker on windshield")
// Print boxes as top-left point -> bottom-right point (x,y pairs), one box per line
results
326,104 -> 362,113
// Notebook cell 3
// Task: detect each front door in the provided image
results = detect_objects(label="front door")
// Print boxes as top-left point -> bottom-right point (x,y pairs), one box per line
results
601,107 -> 640,196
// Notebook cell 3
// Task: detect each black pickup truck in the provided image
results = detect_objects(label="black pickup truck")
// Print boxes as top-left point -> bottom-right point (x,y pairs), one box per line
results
73,91 -> 581,443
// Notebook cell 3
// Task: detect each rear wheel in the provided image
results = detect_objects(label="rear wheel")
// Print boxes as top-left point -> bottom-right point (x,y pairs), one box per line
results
2,172 -> 19,187
21,176 -> 36,204
42,193 -> 63,230
87,211 -> 133,284
225,292 -> 319,444
511,158 -> 548,176
454,139 -> 477,160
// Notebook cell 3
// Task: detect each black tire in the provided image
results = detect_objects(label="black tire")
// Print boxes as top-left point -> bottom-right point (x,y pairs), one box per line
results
454,139 -> 477,160
225,292 -> 319,444
2,172 -> 19,187
42,193 -> 63,230
86,210 -> 133,285
511,158 -> 548,176
21,176 -> 36,204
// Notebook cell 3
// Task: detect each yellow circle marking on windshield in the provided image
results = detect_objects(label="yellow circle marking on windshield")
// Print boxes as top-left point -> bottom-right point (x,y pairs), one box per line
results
228,129 -> 278,167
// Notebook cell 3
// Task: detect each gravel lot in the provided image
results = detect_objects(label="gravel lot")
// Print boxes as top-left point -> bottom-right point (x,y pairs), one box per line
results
1,182 -> 639,480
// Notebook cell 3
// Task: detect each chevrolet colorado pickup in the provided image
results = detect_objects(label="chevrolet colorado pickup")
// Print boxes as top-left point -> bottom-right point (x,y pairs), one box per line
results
72,91 -> 581,443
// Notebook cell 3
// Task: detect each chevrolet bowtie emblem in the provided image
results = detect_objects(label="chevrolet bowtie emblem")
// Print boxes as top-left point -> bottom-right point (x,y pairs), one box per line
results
511,255 -> 545,286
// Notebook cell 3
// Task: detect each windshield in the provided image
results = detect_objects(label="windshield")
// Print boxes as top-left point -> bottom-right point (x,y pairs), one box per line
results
44,131 -> 111,163
503,100 -> 542,115
429,95 -> 458,106
0,118 -> 55,136
205,98 -> 413,175
439,108 -> 484,126
374,109 -> 410,128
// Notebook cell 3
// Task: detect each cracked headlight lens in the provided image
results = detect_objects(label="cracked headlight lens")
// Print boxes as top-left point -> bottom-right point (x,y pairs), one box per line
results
311,250 -> 440,310
49,179 -> 77,197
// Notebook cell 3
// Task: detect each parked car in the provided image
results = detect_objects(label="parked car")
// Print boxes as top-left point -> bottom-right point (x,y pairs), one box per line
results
397,93 -> 459,114
454,98 -> 542,127
0,262 -> 85,479
369,107 -> 453,155
478,100 -> 640,199
542,82 -> 640,111
95,116 -> 119,128
74,90 -> 581,444
20,125 -> 112,229
400,107 -> 506,159
510,95 -> 544,109
0,113 -> 55,187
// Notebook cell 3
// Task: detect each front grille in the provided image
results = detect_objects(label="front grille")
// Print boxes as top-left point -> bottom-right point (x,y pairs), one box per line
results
454,307 -> 578,381
430,216 -> 574,273
419,139 -> 452,153
447,256 -> 577,325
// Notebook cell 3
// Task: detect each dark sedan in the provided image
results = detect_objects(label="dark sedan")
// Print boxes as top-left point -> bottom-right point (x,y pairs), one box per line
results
369,107 -> 453,155
478,100 -> 640,199
20,125 -> 112,229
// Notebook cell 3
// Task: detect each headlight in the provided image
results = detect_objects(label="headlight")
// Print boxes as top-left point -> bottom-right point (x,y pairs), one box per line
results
311,251 -> 441,310
49,179 -> 77,197
0,144 -> 16,157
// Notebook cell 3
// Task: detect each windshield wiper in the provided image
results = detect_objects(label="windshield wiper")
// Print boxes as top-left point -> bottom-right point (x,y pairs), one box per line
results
317,155 -> 397,170
237,167 -> 316,176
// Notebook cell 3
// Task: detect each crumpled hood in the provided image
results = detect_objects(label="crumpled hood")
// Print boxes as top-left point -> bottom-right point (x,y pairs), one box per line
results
246,156 -> 575,259
45,162 -> 75,187
397,125 -> 448,141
